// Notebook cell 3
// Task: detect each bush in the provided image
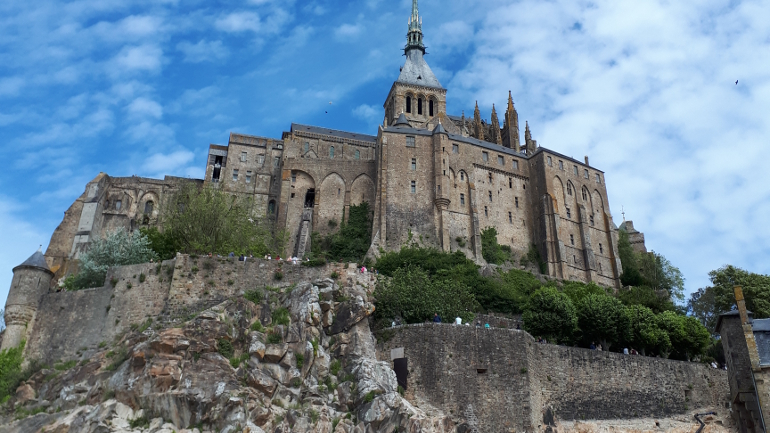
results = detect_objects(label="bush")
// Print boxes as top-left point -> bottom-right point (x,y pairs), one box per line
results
71,228 -> 158,290
522,287 -> 577,343
330,359 -> 342,376
244,289 -> 263,304
274,271 -> 283,281
138,273 -> 146,283
0,341 -> 25,402
295,353 -> 304,369
217,339 -> 234,359
267,332 -> 282,344
311,202 -> 372,263
272,307 -> 290,326
250,321 -> 265,332
480,227 -> 511,264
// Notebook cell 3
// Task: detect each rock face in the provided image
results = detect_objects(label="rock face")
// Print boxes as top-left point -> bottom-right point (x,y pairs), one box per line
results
0,274 -> 453,433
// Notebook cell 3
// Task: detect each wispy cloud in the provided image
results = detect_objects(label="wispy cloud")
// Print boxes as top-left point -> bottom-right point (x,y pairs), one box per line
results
177,40 -> 229,63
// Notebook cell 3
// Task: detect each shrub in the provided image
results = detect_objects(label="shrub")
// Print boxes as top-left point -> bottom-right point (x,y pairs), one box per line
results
274,271 -> 283,281
217,339 -> 234,358
0,341 -> 25,402
295,353 -> 304,369
363,391 -> 376,403
139,273 -> 146,283
301,256 -> 326,267
330,271 -> 339,280
110,277 -> 118,287
272,307 -> 290,326
129,416 -> 150,429
244,289 -> 263,304
522,287 -> 577,344
250,321 -> 265,332
267,332 -> 282,344
106,348 -> 129,371
330,359 -> 342,376
71,228 -> 158,290
311,338 -> 319,357
480,227 -> 510,265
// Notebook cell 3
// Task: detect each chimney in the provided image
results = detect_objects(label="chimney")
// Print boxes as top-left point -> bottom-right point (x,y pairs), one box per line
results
584,156 -> 589,166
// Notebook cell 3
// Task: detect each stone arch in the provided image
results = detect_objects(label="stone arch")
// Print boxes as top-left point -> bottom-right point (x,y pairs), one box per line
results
350,174 -> 374,208
318,173 -> 346,234
553,176 -> 565,213
428,95 -> 437,117
138,191 -> 160,223
448,168 -> 456,184
592,189 -> 606,227
405,92 -> 415,113
416,93 -> 425,115
458,170 -> 468,183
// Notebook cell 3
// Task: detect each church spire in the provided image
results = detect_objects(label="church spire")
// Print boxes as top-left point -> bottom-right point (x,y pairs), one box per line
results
405,0 -> 425,54
490,104 -> 502,145
473,101 -> 484,141
502,91 -> 521,152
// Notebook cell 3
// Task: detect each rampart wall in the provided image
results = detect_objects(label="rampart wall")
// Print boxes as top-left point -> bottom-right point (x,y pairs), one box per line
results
22,255 -> 338,363
376,323 -> 730,431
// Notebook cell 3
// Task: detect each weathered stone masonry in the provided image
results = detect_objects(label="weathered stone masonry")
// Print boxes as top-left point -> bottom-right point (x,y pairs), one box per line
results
377,323 -> 730,431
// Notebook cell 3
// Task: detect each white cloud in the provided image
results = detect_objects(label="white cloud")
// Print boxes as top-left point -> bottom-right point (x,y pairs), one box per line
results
335,23 -> 362,39
111,44 -> 164,72
0,77 -> 25,97
142,150 -> 196,177
177,39 -> 229,63
352,104 -> 380,125
127,97 -> 163,119
216,12 -> 262,33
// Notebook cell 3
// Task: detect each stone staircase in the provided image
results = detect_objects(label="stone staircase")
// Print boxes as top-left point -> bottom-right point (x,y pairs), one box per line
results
295,208 -> 313,258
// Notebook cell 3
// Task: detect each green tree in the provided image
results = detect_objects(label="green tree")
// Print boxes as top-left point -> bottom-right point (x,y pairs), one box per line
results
324,202 -> 372,262
676,315 -> 712,361
480,227 -> 511,265
617,230 -> 643,286
161,183 -> 272,255
626,305 -> 668,356
0,341 -> 25,402
576,294 -> 630,350
656,311 -> 685,358
616,285 -> 676,314
138,226 -> 181,261
373,265 -> 477,326
562,281 -> 610,305
687,265 -> 770,333
73,228 -> 158,289
638,252 -> 685,302
522,287 -> 577,343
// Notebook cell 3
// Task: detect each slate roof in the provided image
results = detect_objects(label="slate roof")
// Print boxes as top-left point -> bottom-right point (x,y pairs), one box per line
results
753,319 -> 770,366
14,248 -> 52,273
291,124 -> 377,143
396,50 -> 443,89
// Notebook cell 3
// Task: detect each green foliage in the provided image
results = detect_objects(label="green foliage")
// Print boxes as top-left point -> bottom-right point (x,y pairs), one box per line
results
250,321 -> 265,332
562,281 -> 611,305
138,273 -> 146,283
244,289 -> 263,304
312,202 -> 372,262
655,311 -> 684,358
217,339 -> 234,359
363,391 -> 376,403
576,294 -> 630,350
330,359 -> 342,377
522,287 -> 576,343
139,226 -> 180,261
301,256 -> 326,267
520,244 -> 547,274
627,305 -> 667,356
638,252 -> 685,302
160,182 -> 274,256
273,271 -> 283,281
373,265 -> 477,326
480,227 -> 510,264
0,341 -> 25,402
688,265 -> 770,333
311,338 -> 319,357
106,348 -> 129,371
617,230 -> 643,286
267,332 -> 282,344
230,353 -> 249,368
71,228 -> 158,290
330,271 -> 339,280
616,286 -> 676,314
129,416 -> 150,429
295,353 -> 304,369
54,360 -> 77,371
272,307 -> 290,326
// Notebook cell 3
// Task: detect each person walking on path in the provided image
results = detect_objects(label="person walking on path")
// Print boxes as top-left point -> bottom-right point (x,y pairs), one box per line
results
433,313 -> 442,323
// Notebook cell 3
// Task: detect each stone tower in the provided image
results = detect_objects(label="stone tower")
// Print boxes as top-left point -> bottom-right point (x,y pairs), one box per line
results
382,0 -> 447,128
1,248 -> 54,351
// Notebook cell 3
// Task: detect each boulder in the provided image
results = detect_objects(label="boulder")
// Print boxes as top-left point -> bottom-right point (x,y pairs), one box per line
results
15,382 -> 35,403
247,369 -> 278,397
249,334 -> 266,360
263,344 -> 288,363
327,297 -> 375,335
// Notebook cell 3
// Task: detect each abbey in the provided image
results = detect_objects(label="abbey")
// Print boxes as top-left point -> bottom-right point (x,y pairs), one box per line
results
37,0 -> 634,291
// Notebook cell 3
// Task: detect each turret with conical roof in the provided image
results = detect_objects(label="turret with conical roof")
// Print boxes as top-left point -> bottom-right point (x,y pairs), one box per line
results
1,247 -> 55,351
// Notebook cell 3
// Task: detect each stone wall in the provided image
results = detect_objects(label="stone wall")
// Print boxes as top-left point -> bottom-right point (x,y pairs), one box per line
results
21,255 -> 339,364
376,323 -> 730,431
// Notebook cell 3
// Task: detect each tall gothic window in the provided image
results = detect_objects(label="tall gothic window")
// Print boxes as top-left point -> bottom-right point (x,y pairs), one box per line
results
418,98 -> 423,115
406,96 -> 412,113
429,100 -> 434,116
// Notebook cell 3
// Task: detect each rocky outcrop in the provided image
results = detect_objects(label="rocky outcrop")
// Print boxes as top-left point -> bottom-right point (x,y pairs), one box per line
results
0,273 -> 452,433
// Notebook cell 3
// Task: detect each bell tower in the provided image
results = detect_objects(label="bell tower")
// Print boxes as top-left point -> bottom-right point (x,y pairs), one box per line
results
383,0 -> 447,128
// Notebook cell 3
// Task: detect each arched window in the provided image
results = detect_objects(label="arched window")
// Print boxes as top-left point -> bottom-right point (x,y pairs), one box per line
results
355,150 -> 360,160
418,98 -> 423,115
144,201 -> 154,214
329,146 -> 335,158
406,96 -> 412,113
567,184 -> 573,195
582,189 -> 588,201
268,200 -> 276,215
429,100 -> 434,116
460,172 -> 465,181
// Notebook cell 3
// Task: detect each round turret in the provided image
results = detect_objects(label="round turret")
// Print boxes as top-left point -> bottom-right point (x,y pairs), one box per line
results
1,247 -> 54,351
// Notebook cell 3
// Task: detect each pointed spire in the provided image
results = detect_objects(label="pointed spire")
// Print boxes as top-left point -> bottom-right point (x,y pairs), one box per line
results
524,121 -> 534,155
503,91 -> 520,151
405,0 -> 425,54
490,104 -> 502,145
473,102 -> 484,141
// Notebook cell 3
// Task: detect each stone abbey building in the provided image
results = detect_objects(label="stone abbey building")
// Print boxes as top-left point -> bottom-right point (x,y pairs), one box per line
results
40,0 -> 633,289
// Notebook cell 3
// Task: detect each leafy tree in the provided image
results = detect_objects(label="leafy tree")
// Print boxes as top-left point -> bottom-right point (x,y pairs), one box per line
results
522,287 -> 577,343
161,182 -> 273,255
373,265 -> 477,326
676,315 -> 712,361
562,281 -> 611,305
617,230 -> 643,286
73,228 -> 157,289
480,227 -> 510,265
626,305 -> 668,356
138,226 -> 181,261
576,294 -> 630,350
656,311 -> 686,358
687,265 -> 770,333
638,252 -> 685,302
616,285 -> 676,314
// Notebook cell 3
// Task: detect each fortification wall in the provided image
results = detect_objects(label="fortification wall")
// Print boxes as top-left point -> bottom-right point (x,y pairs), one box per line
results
376,323 -> 730,431
22,255 -> 338,363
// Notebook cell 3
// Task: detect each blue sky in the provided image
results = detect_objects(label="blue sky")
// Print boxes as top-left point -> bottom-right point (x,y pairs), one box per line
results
1,0 -> 769,306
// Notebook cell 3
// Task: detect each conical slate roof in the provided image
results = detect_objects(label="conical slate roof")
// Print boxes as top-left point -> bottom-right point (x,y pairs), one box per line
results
432,121 -> 446,134
394,112 -> 411,126
397,50 -> 443,89
14,247 -> 52,273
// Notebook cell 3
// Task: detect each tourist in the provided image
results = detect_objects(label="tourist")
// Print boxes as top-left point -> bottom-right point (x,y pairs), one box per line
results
597,344 -> 603,351
267,254 -> 272,260
623,347 -> 629,355
590,342 -> 596,350
484,323 -> 490,329
228,252 -> 235,257
455,316 -> 462,325
433,313 -> 442,323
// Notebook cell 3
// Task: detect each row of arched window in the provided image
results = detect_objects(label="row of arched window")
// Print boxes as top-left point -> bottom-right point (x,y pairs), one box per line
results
405,95 -> 435,116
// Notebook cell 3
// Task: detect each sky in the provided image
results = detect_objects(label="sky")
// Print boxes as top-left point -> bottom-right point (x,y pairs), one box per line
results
1,0 -> 769,307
